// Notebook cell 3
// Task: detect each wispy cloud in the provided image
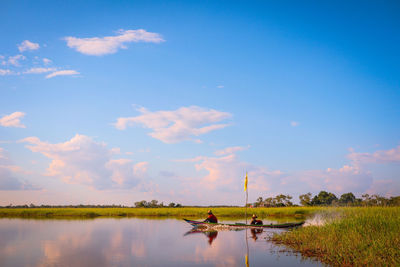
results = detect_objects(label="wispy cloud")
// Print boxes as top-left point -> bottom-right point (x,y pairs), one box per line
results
214,146 -> 249,156
7,55 -> 26,66
42,58 -> 52,65
64,29 -> 165,56
46,70 -> 79,79
0,69 -> 15,76
24,67 -> 57,74
0,112 -> 26,128
115,106 -> 232,143
0,147 -> 39,190
348,145 -> 400,165
20,134 -> 149,190
290,121 -> 300,127
18,40 -> 40,52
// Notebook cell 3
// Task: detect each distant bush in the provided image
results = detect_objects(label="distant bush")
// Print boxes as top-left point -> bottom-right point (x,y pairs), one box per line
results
133,200 -> 182,208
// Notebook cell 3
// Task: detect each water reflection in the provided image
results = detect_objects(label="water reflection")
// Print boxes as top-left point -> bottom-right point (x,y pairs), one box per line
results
0,218 -> 322,267
184,229 -> 219,245
250,228 -> 263,241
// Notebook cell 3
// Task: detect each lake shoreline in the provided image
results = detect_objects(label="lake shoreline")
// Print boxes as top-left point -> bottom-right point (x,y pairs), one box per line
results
270,207 -> 400,266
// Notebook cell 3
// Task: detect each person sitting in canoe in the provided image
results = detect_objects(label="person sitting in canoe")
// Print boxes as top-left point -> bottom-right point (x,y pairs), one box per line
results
204,210 -> 218,223
250,214 -> 263,225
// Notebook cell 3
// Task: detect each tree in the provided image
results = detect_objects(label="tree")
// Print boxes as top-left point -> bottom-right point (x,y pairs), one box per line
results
255,197 -> 263,207
263,197 -> 275,207
168,202 -> 176,207
361,194 -> 390,206
134,200 -> 149,208
339,193 -> 356,205
389,196 -> 400,206
373,195 -> 389,206
361,194 -> 371,206
275,194 -> 293,207
299,193 -> 312,206
311,191 -> 338,206
149,200 -> 159,208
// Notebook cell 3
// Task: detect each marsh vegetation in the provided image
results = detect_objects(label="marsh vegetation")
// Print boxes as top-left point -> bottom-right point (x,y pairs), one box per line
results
271,207 -> 400,266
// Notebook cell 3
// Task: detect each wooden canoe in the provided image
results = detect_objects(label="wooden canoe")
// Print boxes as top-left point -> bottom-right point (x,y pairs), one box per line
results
183,219 -> 305,228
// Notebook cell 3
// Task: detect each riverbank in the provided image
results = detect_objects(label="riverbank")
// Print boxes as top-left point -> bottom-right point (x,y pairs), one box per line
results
271,207 -> 400,266
0,206 -> 324,218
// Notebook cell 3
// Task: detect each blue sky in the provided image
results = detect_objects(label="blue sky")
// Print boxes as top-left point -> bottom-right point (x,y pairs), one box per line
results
1,1 -> 399,205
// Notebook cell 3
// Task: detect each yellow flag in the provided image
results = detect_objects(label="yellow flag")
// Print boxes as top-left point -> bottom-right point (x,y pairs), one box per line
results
244,172 -> 248,191
245,254 -> 249,267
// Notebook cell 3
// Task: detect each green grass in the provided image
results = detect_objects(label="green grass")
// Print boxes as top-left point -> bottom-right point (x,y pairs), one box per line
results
271,207 -> 400,266
0,206 -> 324,218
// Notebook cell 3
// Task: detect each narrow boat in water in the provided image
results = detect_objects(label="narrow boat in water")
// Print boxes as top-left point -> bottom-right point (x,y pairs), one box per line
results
183,219 -> 305,229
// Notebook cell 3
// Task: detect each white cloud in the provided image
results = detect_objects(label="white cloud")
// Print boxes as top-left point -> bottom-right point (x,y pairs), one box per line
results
175,151 -> 283,205
20,134 -> 149,190
43,58 -> 52,65
193,154 -> 276,192
0,147 -> 38,190
114,106 -> 232,143
64,29 -> 165,56
217,85 -> 224,88
46,70 -> 79,79
18,40 -> 40,52
294,166 -> 373,195
214,146 -> 249,156
365,179 -> 400,197
290,145 -> 400,197
7,55 -> 26,66
0,112 -> 26,128
348,145 -> 400,165
174,144 -> 392,204
24,67 -> 57,74
290,121 -> 299,127
0,69 -> 14,76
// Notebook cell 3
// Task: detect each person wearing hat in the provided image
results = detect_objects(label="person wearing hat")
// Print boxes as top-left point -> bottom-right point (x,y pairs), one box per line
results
250,214 -> 263,225
204,210 -> 218,223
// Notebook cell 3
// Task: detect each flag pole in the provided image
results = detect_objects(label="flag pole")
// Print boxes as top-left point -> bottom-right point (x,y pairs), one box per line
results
244,171 -> 248,225
244,171 -> 249,267
245,187 -> 248,224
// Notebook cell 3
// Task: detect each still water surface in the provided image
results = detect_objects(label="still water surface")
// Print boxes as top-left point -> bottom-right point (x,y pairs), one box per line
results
0,218 -> 322,267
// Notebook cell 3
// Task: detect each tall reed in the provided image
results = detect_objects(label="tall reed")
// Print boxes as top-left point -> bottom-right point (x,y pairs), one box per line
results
272,207 -> 400,266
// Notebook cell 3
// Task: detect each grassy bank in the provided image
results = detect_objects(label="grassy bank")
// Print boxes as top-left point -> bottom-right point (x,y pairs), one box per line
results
272,207 -> 400,266
0,206 -> 324,218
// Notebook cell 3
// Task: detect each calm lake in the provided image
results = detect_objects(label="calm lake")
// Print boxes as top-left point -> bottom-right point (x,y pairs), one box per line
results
0,218 -> 322,267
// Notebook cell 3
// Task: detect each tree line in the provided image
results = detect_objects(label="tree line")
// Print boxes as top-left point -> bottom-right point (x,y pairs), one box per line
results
0,201 -> 183,208
1,193 -> 399,208
0,204 -> 132,208
253,191 -> 400,207
134,200 -> 182,208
